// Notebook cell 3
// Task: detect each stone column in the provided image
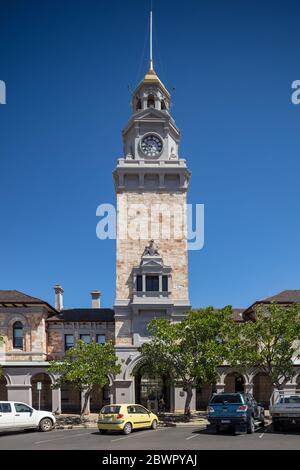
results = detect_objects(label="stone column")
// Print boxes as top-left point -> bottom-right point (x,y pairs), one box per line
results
244,382 -> 253,394
142,274 -> 146,292
7,385 -> 32,405
159,275 -> 162,292
52,388 -> 61,414
173,385 -> 196,413
215,383 -> 225,394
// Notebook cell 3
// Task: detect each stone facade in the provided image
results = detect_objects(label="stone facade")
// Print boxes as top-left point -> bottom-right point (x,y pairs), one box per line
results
0,307 -> 49,362
0,291 -> 115,413
115,191 -> 189,304
112,65 -> 192,410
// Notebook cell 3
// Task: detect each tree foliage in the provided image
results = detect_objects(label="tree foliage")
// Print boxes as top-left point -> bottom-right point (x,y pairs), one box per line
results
138,307 -> 234,416
227,303 -> 300,388
49,340 -> 121,416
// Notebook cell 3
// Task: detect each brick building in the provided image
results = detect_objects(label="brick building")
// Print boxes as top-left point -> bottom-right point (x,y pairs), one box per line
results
0,288 -> 114,413
1,288 -> 300,413
1,46 -> 300,413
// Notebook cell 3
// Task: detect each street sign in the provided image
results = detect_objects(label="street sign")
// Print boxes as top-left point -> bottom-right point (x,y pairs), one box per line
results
37,381 -> 42,391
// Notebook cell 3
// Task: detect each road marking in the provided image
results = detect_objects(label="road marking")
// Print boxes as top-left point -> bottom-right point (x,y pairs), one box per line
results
259,423 -> 271,438
110,436 -> 131,442
34,431 -> 91,445
110,428 -> 166,443
186,433 -> 200,440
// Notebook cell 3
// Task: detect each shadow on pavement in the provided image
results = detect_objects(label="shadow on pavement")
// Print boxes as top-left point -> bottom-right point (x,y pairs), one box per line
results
190,426 -> 268,437
0,429 -> 38,437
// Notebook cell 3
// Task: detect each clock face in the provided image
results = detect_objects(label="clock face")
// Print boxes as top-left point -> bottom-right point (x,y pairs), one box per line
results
141,135 -> 163,157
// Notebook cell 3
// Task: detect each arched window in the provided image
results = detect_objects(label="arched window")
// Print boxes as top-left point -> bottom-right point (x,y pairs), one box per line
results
161,100 -> 167,110
147,94 -> 155,108
136,98 -> 142,110
13,321 -> 23,349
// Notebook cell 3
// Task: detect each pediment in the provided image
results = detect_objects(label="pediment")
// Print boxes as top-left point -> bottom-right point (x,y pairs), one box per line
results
134,108 -> 170,122
140,258 -> 164,268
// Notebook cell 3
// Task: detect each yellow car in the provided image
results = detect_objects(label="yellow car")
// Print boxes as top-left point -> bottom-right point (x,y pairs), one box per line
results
98,404 -> 159,435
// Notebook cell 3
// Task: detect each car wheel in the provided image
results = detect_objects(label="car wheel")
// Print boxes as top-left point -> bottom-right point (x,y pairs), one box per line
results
247,416 -> 255,434
39,418 -> 53,432
151,419 -> 158,430
123,422 -> 132,435
99,430 -> 107,434
215,425 -> 221,434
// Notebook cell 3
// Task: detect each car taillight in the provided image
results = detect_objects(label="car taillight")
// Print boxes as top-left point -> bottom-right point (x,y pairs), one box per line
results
207,406 -> 214,413
237,405 -> 248,412
117,413 -> 124,419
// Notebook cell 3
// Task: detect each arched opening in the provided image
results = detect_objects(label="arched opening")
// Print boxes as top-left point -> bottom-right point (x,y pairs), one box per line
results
196,381 -> 216,410
147,94 -> 155,108
224,373 -> 245,393
134,365 -> 170,413
31,373 -> 52,411
161,99 -> 167,110
253,373 -> 273,409
0,376 -> 8,400
90,382 -> 111,413
61,381 -> 81,413
13,321 -> 23,349
136,98 -> 142,110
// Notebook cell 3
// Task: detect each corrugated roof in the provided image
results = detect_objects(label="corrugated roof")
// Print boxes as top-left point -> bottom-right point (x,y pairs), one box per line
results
259,290 -> 300,303
0,290 -> 57,312
47,308 -> 115,323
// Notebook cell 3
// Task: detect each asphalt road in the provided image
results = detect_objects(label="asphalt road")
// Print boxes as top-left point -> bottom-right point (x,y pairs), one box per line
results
0,424 -> 300,450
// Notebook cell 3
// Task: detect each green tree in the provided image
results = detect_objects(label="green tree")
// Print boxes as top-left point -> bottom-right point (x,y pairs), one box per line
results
228,303 -> 300,389
138,307 -> 234,416
49,340 -> 121,417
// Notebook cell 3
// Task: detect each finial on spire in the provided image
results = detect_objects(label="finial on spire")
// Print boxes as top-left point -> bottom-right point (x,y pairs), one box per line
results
149,10 -> 153,71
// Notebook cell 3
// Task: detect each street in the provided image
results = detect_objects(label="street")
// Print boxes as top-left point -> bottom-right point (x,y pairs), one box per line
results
0,425 -> 300,450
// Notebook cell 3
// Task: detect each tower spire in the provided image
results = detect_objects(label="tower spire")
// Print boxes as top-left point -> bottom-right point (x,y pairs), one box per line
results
149,10 -> 153,71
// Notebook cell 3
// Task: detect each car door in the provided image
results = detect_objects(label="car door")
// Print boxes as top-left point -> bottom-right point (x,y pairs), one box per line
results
126,406 -> 139,429
13,403 -> 36,428
134,405 -> 152,429
0,403 -> 15,430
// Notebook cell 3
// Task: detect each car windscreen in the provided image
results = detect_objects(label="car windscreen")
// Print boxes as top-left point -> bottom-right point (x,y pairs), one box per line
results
210,394 -> 243,404
283,396 -> 300,404
100,405 -> 121,414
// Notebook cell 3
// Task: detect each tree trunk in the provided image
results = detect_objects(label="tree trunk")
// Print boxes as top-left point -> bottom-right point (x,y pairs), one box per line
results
184,384 -> 193,419
81,387 -> 92,419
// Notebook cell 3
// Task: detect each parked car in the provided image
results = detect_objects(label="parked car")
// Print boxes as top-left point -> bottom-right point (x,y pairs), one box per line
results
207,392 -> 265,434
98,404 -> 158,435
270,390 -> 300,431
0,401 -> 56,433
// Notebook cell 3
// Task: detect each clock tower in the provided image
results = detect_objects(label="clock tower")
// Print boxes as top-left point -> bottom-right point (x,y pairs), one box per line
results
113,14 -> 192,409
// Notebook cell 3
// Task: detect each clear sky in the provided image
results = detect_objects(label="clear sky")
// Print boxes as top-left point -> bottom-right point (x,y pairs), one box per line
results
0,0 -> 300,310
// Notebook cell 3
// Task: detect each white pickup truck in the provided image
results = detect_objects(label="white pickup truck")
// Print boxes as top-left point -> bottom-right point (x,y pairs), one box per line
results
0,401 -> 56,433
269,390 -> 300,431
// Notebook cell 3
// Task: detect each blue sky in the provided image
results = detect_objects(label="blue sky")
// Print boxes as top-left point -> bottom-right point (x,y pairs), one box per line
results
0,0 -> 300,309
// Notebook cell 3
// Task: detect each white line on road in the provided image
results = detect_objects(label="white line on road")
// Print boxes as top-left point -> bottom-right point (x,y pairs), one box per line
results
186,433 -> 200,440
259,423 -> 271,438
110,436 -> 131,442
34,431 -> 92,445
110,428 -> 166,443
